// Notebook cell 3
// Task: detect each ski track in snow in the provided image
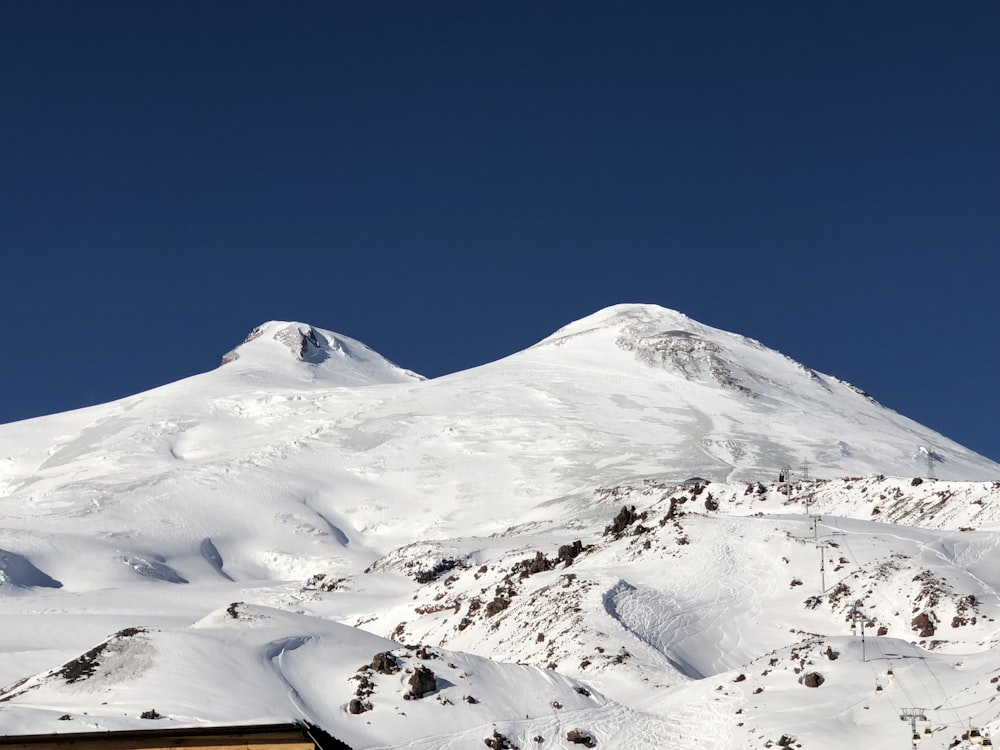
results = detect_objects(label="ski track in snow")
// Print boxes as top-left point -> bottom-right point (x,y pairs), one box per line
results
264,635 -> 315,720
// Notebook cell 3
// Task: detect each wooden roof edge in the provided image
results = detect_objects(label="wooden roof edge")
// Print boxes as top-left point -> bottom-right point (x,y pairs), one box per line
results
0,720 -> 311,744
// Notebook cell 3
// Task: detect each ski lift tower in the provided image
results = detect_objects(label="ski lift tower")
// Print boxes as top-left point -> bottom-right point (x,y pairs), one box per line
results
850,599 -> 868,662
918,446 -> 936,479
899,707 -> 928,746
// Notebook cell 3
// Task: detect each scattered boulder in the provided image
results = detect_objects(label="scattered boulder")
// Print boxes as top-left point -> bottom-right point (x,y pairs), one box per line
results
406,665 -> 437,699
515,551 -> 553,578
566,728 -> 597,747
371,652 -> 400,674
304,572 -> 345,592
484,729 -> 519,749
557,541 -> 584,566
485,596 -> 510,617
912,612 -> 936,638
802,672 -> 824,688
415,645 -> 439,660
139,709 -> 162,720
414,557 -> 466,584
348,698 -> 371,715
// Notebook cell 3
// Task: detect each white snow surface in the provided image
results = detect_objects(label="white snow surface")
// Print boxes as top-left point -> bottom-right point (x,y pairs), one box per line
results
0,304 -> 998,749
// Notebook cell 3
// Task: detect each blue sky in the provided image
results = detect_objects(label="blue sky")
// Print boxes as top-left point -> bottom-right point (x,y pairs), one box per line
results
1,2 -> 998,463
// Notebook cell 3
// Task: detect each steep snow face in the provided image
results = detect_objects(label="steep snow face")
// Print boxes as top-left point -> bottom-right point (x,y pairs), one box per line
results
516,303 -> 998,483
220,321 -> 424,387
536,303 -> 854,399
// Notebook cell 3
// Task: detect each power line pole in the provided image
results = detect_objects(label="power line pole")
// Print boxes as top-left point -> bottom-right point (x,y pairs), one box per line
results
850,599 -> 867,662
805,513 -> 826,592
817,540 -> 826,592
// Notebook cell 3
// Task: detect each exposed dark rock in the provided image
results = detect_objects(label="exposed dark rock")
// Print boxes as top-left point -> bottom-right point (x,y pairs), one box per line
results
662,497 -> 683,523
304,573 -> 346,592
353,672 -> 376,699
557,541 -> 584,566
406,665 -> 437,699
140,709 -> 162,720
825,646 -> 839,661
58,628 -> 147,684
371,652 -> 400,675
484,729 -> 519,749
485,596 -> 510,617
704,495 -> 719,511
604,506 -> 638,537
348,698 -> 371,714
414,557 -> 466,584
566,729 -> 597,747
912,612 -> 937,638
802,672 -> 824,688
514,551 -> 553,578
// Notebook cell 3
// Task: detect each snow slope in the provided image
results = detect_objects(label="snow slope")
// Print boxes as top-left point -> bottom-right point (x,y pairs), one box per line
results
0,304 -> 997,749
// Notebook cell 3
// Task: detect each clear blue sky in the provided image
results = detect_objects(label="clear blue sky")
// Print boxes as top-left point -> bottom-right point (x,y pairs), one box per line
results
1,2 -> 998,463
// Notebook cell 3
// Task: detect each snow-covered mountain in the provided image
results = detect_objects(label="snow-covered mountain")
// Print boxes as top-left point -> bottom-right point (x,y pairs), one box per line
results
0,304 -> 997,749
220,321 -> 424,387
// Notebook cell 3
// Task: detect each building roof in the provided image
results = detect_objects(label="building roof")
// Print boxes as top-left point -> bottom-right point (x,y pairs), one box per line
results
0,721 -> 351,750
683,476 -> 709,484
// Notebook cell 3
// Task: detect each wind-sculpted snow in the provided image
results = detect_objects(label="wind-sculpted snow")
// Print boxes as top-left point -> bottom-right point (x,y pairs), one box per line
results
118,554 -> 188,584
0,548 -> 62,589
199,538 -> 234,581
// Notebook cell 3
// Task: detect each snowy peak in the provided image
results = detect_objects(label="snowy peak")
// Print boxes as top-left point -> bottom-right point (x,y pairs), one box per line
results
517,304 -> 998,481
534,303 -> 812,397
538,303 -> 701,345
219,321 -> 423,387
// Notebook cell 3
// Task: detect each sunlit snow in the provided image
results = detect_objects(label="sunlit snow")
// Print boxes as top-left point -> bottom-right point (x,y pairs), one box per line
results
0,304 -> 997,749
